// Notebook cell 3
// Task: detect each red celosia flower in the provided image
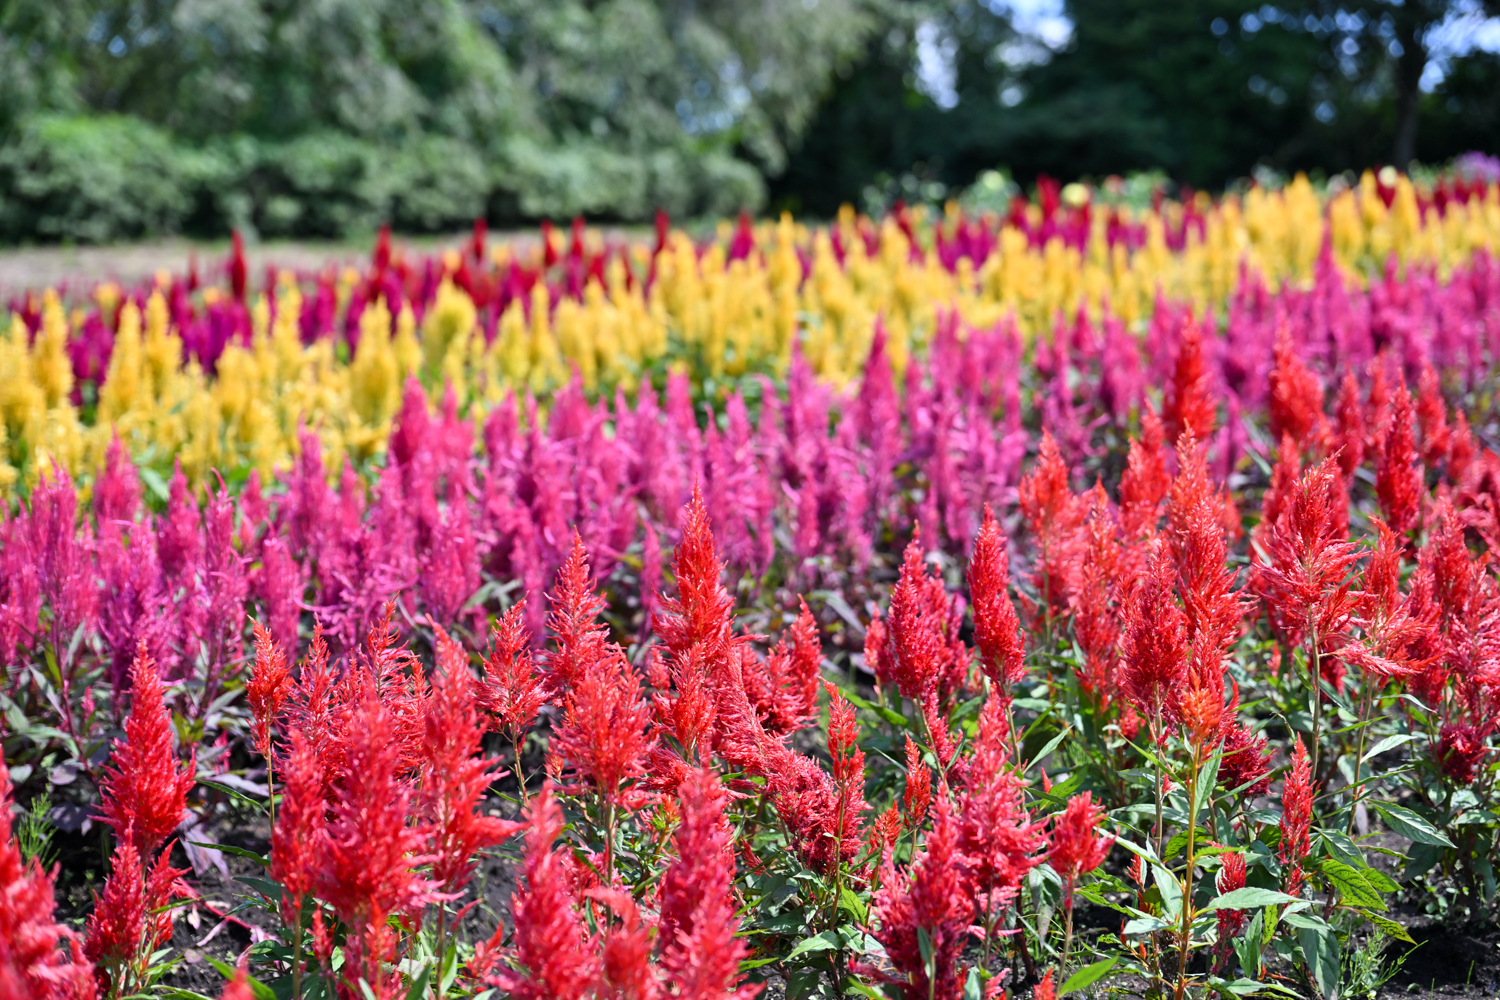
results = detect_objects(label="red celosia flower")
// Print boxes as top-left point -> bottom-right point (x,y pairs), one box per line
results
1278,736 -> 1314,897
1343,518 -> 1439,682
760,736 -> 865,875
270,729 -> 322,927
1333,372 -> 1365,477
1119,406 -> 1170,540
1049,792 -> 1114,903
220,958 -> 254,1000
657,768 -> 761,1000
968,505 -> 1028,691
1435,723 -> 1488,784
1415,365 -> 1450,468
0,755 -> 95,1000
1034,969 -> 1056,1000
98,643 -> 196,856
746,600 -> 822,735
902,735 -> 931,832
1119,553 -> 1188,731
424,627 -> 523,897
1375,386 -> 1422,537
551,643 -> 655,807
1167,436 -> 1246,675
480,600 -> 547,744
546,533 -> 615,697
1019,432 -> 1084,620
1072,488 -> 1122,700
1255,458 -> 1364,657
865,608 -> 894,690
956,699 -> 1044,909
246,621 -> 292,761
316,690 -> 433,996
591,889 -> 661,1000
872,796 -> 974,1000
1162,316 -> 1217,444
1217,722 -> 1273,797
1447,410 -> 1475,484
654,486 -> 737,662
1268,324 -> 1324,451
475,785 -> 599,1000
1214,851 -> 1248,969
84,838 -> 191,996
888,531 -> 950,703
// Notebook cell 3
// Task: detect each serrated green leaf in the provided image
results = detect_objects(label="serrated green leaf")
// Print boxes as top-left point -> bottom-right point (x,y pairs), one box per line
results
1364,911 -> 1415,944
1060,957 -> 1117,995
1316,858 -> 1385,910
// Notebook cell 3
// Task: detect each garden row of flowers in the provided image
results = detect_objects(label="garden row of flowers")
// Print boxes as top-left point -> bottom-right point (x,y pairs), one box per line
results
1,172 -> 1499,1000
1,169 -> 1498,496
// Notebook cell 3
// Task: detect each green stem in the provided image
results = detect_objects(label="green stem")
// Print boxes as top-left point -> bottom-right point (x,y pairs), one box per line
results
1347,683 -> 1376,836
1173,741 -> 1203,1000
1308,629 -> 1323,780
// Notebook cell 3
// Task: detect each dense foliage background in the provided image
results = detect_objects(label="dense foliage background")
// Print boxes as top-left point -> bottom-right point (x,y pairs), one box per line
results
0,0 -> 1496,241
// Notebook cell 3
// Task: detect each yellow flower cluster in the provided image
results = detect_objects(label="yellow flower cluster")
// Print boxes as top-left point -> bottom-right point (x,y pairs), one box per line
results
1,171 -> 1496,498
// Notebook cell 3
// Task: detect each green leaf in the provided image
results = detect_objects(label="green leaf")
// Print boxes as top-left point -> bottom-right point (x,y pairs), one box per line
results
405,966 -> 431,1000
1373,802 -> 1455,847
1236,910 -> 1264,979
1316,858 -> 1386,910
842,690 -> 910,728
786,930 -> 843,962
1202,887 -> 1303,911
1194,747 -> 1222,818
1296,923 -> 1340,1000
234,875 -> 285,899
1026,726 -> 1073,772
1060,957 -> 1117,995
1152,864 -> 1182,919
1364,912 -> 1415,944
1362,733 -> 1416,761
838,886 -> 868,925
1122,915 -> 1173,934
203,957 -> 276,1000
192,841 -> 269,867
